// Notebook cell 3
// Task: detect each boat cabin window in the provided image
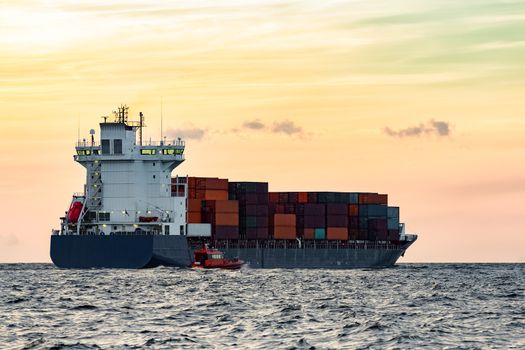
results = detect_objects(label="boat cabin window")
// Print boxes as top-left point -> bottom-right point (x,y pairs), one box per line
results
101,139 -> 110,154
140,149 -> 157,155
99,212 -> 110,221
113,139 -> 122,154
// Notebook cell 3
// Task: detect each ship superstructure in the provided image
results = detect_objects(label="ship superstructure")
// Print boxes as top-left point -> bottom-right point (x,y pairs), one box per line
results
63,105 -> 187,238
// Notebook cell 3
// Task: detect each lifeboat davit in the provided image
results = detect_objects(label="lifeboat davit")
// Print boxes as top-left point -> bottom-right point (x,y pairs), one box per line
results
67,201 -> 83,224
192,245 -> 244,270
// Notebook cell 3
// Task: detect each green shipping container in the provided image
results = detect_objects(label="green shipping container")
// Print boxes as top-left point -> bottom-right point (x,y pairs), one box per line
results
314,228 -> 326,240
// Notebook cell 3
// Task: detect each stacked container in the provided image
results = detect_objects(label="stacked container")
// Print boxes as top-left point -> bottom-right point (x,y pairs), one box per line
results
387,206 -> 400,241
229,182 -> 269,239
326,203 -> 348,240
272,214 -> 296,240
202,200 -> 239,239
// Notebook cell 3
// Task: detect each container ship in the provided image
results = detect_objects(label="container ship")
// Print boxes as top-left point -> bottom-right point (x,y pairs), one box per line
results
50,106 -> 417,269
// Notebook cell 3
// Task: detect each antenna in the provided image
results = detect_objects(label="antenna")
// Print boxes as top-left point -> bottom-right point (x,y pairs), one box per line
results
139,112 -> 144,146
160,97 -> 163,144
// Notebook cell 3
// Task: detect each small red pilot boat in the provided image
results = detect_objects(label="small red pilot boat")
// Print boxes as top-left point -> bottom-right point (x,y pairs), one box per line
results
192,245 -> 244,270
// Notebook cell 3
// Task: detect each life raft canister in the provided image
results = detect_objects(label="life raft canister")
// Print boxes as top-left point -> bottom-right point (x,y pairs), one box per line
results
67,201 -> 83,224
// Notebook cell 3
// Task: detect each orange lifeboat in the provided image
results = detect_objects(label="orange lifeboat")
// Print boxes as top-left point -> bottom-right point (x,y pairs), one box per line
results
192,245 -> 244,270
67,201 -> 83,224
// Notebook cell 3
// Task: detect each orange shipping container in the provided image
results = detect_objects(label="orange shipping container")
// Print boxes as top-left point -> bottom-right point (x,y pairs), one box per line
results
327,227 -> 348,240
214,200 -> 239,213
187,212 -> 202,223
274,226 -> 296,240
274,214 -> 296,227
304,228 -> 315,240
348,204 -> 359,216
203,190 -> 228,200
188,199 -> 202,212
215,213 -> 239,226
298,192 -> 308,203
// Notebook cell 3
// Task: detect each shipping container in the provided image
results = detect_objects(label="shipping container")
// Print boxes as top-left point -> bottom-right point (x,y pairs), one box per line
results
348,204 -> 359,217
326,203 -> 347,215
298,192 -> 308,203
215,213 -> 239,226
274,214 -> 296,227
241,216 -> 257,228
314,228 -> 326,240
187,223 -> 211,237
188,199 -> 202,212
326,215 -> 348,227
349,216 -> 359,229
304,216 -> 326,228
388,218 -> 400,230
304,228 -> 315,240
215,225 -> 239,239
387,206 -> 400,218
304,203 -> 325,216
257,227 -> 269,239
348,229 -> 359,240
187,212 -> 202,223
307,192 -> 317,203
198,190 -> 228,200
273,226 -> 296,240
327,227 -> 348,240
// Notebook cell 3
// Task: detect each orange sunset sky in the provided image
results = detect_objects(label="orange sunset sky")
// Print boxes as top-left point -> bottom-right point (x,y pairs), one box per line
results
1,1 -> 524,263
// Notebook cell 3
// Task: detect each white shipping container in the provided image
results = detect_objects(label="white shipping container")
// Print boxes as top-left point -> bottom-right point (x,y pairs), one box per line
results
187,223 -> 212,237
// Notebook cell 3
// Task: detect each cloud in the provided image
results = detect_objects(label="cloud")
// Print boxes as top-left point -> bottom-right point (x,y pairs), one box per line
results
272,120 -> 303,136
1,234 -> 19,247
242,120 -> 266,130
384,120 -> 451,138
166,127 -> 206,140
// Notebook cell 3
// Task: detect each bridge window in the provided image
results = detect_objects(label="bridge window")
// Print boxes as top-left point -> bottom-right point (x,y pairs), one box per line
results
140,149 -> 157,155
113,139 -> 122,154
161,149 -> 184,155
99,212 -> 110,221
101,139 -> 110,154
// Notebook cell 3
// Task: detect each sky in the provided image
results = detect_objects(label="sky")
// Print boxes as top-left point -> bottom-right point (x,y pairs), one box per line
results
0,0 -> 524,263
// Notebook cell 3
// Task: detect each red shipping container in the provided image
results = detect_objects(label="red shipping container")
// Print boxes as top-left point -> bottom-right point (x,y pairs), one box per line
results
188,177 -> 196,189
187,212 -> 201,223
274,226 -> 296,239
348,204 -> 359,217
207,200 -> 238,213
327,227 -> 348,240
298,192 -> 308,203
204,190 -> 228,200
188,199 -> 202,212
215,213 -> 239,226
269,192 -> 279,203
304,228 -> 315,240
274,214 -> 296,227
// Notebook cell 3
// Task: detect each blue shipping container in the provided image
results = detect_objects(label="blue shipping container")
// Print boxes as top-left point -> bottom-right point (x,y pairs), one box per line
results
314,228 -> 326,240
